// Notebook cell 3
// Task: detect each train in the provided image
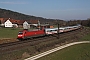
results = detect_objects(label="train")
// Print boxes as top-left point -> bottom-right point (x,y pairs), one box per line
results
17,25 -> 81,40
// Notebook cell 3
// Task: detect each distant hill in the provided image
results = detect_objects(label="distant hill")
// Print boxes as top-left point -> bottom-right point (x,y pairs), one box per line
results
0,8 -> 64,24
0,8 -> 40,20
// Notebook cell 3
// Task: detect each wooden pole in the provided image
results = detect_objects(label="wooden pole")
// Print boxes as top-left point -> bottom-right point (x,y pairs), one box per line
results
57,23 -> 59,39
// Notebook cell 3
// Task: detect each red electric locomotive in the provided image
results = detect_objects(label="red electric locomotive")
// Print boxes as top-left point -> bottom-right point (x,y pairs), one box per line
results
17,29 -> 45,40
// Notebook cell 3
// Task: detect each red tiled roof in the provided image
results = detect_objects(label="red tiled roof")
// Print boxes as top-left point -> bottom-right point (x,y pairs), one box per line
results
30,20 -> 38,24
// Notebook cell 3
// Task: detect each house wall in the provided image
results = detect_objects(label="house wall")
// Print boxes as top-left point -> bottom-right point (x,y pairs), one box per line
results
5,20 -> 13,27
23,21 -> 30,29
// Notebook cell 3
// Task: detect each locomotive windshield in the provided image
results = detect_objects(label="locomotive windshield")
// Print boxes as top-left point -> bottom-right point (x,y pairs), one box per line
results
18,31 -> 23,34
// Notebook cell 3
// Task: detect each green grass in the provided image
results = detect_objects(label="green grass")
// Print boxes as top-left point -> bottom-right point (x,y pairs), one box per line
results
80,34 -> 90,41
37,43 -> 90,60
0,28 -> 22,38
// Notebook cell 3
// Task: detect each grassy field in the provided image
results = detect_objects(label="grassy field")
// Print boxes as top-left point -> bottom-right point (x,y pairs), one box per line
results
0,28 -> 22,38
37,43 -> 90,60
37,33 -> 90,60
80,33 -> 90,41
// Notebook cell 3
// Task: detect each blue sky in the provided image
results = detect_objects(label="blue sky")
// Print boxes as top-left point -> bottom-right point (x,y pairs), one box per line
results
0,0 -> 90,20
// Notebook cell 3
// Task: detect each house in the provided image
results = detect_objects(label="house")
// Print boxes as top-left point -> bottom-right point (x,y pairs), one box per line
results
0,18 -> 53,29
23,21 -> 30,29
4,19 -> 13,27
0,18 -> 24,28
4,19 -> 18,28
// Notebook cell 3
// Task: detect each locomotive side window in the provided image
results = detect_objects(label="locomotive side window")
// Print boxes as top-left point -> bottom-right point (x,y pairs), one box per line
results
54,30 -> 57,31
46,30 -> 51,32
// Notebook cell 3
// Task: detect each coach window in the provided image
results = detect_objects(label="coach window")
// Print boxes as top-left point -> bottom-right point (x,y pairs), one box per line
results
50,30 -> 52,32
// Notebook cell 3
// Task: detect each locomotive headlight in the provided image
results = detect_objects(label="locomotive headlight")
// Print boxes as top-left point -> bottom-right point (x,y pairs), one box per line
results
18,35 -> 23,37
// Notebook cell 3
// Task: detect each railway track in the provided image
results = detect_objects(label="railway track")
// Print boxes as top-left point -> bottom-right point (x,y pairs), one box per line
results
0,35 -> 57,54
0,28 -> 89,54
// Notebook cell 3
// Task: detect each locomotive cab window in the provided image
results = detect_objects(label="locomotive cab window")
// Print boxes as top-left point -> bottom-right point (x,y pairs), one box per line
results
18,32 -> 23,34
